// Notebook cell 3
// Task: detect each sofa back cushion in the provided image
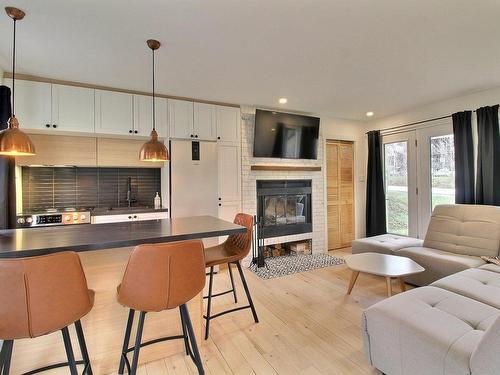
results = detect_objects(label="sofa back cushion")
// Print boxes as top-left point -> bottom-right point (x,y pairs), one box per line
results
424,204 -> 500,257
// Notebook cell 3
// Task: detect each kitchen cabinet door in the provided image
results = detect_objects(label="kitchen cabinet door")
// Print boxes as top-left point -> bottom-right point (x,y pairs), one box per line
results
218,201 -> 241,243
218,143 -> 241,202
95,90 -> 134,135
216,106 -> 240,143
4,79 -> 52,130
194,103 -> 217,141
91,214 -> 135,224
52,84 -> 95,133
133,95 -> 168,138
168,99 -> 193,139
135,212 -> 169,221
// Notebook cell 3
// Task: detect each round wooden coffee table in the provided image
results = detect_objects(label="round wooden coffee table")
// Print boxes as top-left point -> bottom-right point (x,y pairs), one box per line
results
344,252 -> 425,297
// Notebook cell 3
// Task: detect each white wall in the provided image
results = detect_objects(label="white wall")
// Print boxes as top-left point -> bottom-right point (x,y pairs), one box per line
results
366,86 -> 500,131
320,117 -> 368,240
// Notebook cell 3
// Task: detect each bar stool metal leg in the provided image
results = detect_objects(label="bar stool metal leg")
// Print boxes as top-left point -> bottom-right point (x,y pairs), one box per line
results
118,309 -> 135,374
130,311 -> 146,375
0,340 -> 13,375
235,261 -> 259,323
180,304 -> 205,375
227,263 -> 238,303
204,266 -> 215,340
61,327 -> 78,375
179,307 -> 190,356
74,320 -> 93,375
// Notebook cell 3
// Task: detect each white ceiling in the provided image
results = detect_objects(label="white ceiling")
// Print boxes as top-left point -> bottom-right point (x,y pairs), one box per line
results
0,0 -> 499,120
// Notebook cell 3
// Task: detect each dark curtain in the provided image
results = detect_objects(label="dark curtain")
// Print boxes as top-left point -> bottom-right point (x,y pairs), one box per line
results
452,111 -> 475,204
0,85 -> 16,229
476,105 -> 500,206
366,130 -> 387,236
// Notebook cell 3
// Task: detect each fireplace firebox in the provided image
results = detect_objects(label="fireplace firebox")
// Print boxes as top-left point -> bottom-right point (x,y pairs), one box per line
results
256,180 -> 312,238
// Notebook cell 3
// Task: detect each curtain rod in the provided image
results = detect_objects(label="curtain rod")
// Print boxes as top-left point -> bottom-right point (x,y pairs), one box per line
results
365,114 -> 452,135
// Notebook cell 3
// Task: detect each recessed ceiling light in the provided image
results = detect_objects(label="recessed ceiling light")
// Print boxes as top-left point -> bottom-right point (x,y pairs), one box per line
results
279,98 -> 287,104
366,111 -> 374,117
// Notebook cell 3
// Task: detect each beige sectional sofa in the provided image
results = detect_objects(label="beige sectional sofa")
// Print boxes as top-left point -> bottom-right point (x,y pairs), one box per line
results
359,204 -> 500,374
353,204 -> 500,286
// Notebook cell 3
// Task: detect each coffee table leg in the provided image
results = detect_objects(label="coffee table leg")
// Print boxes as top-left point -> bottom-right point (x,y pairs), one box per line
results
347,271 -> 360,295
385,277 -> 393,297
399,277 -> 406,292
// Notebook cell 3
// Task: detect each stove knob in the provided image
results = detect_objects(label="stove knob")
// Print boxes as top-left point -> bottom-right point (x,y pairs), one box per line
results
65,215 -> 72,222
80,214 -> 87,221
17,217 -> 25,224
26,217 -> 33,223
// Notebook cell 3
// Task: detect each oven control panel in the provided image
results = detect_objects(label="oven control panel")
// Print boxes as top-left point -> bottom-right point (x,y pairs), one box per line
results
16,211 -> 91,228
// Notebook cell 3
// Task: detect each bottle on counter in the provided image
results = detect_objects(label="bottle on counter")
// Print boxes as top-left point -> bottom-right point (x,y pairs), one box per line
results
154,192 -> 161,209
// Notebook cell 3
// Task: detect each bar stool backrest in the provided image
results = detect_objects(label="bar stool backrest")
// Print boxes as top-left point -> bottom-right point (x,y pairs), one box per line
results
0,251 -> 93,340
117,240 -> 206,312
224,213 -> 253,258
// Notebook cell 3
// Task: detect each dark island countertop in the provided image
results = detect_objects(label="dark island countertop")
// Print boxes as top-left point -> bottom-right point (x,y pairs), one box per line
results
0,215 -> 245,258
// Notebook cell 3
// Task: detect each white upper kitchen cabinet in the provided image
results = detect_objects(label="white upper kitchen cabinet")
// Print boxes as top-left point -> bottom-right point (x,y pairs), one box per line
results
133,95 -> 168,138
193,102 -> 217,141
216,106 -> 240,144
217,143 -> 241,202
168,99 -> 193,139
95,90 -> 134,135
52,84 -> 95,133
4,79 -> 52,130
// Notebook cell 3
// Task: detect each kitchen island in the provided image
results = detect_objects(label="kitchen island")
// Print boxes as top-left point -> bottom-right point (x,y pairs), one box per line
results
0,216 -> 246,374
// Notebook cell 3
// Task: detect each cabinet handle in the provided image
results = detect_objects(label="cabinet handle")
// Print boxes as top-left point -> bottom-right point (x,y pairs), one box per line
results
218,203 -> 222,206
129,130 -> 133,134
133,215 -> 137,219
128,216 -> 132,219
190,134 -> 193,138
134,130 -> 138,134
217,136 -> 221,140
45,124 -> 51,128
218,197 -> 221,200
52,124 -> 57,128
194,134 -> 198,138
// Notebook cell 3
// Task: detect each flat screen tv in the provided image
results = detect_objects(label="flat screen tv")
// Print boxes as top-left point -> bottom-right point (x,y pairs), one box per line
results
253,109 -> 320,159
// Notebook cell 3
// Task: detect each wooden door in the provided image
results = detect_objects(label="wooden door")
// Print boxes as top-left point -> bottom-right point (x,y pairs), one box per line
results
327,140 -> 354,249
52,84 -> 95,133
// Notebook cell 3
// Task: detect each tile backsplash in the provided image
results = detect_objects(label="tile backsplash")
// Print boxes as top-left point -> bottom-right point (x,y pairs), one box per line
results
21,167 -> 161,211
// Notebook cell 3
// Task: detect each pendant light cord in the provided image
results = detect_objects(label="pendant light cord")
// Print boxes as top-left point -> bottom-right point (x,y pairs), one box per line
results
11,18 -> 16,117
152,48 -> 156,131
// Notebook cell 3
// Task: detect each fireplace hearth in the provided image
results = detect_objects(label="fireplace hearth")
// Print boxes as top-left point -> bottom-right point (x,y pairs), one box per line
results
257,180 -> 312,238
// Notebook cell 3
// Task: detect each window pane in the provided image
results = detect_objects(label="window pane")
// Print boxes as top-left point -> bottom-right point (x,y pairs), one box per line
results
384,141 -> 409,235
430,134 -> 455,210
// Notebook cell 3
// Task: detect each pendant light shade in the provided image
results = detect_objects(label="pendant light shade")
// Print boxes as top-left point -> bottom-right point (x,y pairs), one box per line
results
140,39 -> 168,162
0,7 -> 35,157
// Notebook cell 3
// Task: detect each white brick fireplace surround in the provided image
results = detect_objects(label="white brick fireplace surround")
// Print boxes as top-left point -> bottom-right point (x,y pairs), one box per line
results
240,106 -> 326,255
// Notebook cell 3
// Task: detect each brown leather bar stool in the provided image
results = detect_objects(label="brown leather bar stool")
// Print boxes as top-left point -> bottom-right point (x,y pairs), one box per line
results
116,240 -> 206,375
203,213 -> 259,339
0,252 -> 94,375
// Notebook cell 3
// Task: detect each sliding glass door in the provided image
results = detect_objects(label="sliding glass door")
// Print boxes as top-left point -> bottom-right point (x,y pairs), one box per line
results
383,132 -> 418,237
382,121 -> 455,238
417,122 -> 455,237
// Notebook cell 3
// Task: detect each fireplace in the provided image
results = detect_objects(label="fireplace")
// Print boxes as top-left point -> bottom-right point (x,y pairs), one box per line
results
257,180 -> 312,238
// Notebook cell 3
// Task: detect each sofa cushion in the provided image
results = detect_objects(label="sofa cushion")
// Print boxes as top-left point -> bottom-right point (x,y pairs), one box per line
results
352,234 -> 423,255
394,246 -> 485,286
423,204 -> 500,257
478,263 -> 500,274
431,268 -> 500,309
362,286 -> 500,375
470,315 -> 500,375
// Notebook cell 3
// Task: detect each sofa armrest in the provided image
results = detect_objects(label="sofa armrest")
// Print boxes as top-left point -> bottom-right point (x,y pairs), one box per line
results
470,315 -> 500,375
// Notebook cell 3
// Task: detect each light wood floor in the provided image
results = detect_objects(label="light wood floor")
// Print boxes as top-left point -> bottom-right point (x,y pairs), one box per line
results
116,250 -> 387,375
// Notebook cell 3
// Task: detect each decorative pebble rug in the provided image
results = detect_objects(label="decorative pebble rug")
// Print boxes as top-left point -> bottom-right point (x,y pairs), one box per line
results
249,253 -> 345,279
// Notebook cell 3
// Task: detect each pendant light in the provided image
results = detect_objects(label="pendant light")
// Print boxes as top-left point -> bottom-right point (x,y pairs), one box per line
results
0,7 -> 35,156
139,39 -> 168,162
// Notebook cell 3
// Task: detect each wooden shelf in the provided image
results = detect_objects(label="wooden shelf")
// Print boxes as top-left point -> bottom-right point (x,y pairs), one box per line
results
251,165 -> 322,172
